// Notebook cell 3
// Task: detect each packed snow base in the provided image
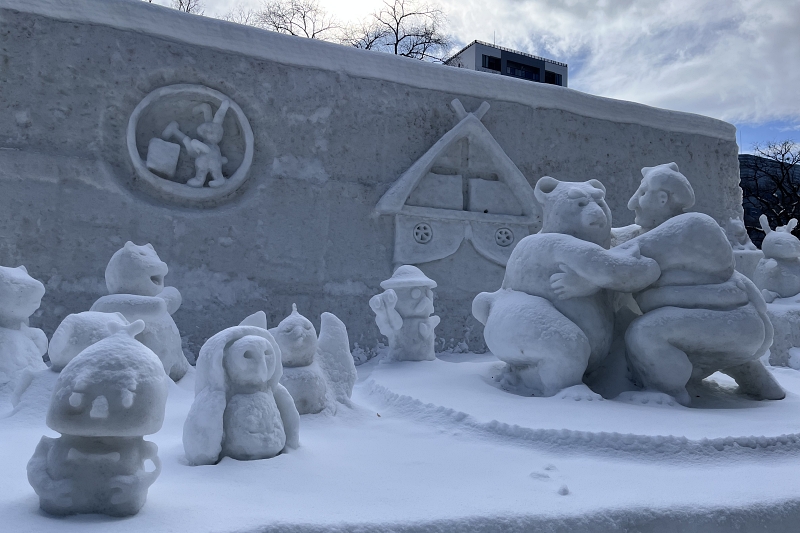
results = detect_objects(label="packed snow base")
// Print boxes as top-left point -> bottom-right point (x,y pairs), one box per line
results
3,352 -> 800,532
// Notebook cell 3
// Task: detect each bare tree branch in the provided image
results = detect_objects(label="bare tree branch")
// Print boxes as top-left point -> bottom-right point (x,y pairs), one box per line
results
341,0 -> 452,62
256,0 -> 338,39
740,140 -> 800,246
171,0 -> 204,14
221,4 -> 259,26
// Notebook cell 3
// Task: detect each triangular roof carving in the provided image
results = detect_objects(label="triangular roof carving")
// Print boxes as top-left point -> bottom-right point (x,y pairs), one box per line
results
376,99 -> 540,225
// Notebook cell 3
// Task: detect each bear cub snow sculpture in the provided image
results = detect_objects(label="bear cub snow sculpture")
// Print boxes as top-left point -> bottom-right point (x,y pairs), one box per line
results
183,312 -> 300,465
27,320 -> 169,517
91,242 -> 188,381
0,265 -> 48,391
753,215 -> 800,302
271,304 -> 357,415
473,177 -> 662,398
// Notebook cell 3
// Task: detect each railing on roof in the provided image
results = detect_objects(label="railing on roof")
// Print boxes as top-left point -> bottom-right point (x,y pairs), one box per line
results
445,40 -> 568,68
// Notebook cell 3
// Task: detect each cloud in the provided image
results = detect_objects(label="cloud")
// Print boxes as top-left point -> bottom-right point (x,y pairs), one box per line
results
440,0 -> 800,125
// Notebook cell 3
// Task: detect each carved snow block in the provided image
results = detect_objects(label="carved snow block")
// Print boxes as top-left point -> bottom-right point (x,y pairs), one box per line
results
146,138 -> 181,179
468,179 -> 523,216
407,173 -> 463,210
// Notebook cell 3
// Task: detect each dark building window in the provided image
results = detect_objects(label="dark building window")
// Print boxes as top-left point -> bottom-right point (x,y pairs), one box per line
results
506,60 -> 540,81
545,71 -> 563,85
482,55 -> 501,71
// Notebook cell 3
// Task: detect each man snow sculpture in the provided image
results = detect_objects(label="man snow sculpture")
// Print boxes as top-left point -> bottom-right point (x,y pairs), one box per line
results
611,162 -> 695,246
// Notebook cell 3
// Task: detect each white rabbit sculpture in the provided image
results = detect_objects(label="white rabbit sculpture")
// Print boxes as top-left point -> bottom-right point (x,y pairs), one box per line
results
753,214 -> 800,302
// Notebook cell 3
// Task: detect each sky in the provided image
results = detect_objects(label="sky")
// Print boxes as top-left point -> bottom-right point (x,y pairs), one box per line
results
149,0 -> 800,153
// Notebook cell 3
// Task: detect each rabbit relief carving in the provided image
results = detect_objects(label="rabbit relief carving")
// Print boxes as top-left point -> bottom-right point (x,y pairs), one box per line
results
162,100 -> 230,188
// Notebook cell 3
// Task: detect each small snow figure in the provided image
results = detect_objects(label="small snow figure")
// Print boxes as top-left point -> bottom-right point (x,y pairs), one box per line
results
724,217 -> 758,251
182,312 -> 300,465
370,265 -> 440,362
48,311 -> 129,372
753,215 -> 800,302
91,242 -> 189,381
27,320 -> 169,517
271,304 -> 357,414
162,100 -> 230,188
0,265 -> 47,392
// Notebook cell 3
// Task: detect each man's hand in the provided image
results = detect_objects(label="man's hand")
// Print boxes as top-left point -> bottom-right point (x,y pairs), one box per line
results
550,264 -> 600,299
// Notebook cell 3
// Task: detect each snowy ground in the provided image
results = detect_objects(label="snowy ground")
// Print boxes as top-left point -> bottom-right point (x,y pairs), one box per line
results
3,352 -> 800,532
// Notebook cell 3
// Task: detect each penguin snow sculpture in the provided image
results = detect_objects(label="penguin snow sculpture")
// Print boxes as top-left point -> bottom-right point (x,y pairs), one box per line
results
271,305 -> 357,415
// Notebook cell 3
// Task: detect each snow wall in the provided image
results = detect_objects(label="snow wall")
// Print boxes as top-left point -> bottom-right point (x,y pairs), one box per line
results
0,0 -> 743,357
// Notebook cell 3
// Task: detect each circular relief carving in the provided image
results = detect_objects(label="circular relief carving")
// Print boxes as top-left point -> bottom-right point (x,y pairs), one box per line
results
127,84 -> 254,206
495,228 -> 514,247
414,223 -> 433,244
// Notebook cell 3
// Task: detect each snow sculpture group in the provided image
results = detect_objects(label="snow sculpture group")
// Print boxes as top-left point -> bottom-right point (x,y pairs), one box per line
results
473,163 -> 784,406
3,242 -> 355,517
4,155 -> 800,518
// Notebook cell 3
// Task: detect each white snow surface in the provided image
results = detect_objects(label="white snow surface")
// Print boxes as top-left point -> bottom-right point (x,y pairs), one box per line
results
3,352 -> 800,532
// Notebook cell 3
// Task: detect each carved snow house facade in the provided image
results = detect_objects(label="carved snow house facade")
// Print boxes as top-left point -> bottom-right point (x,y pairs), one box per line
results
376,100 -> 542,268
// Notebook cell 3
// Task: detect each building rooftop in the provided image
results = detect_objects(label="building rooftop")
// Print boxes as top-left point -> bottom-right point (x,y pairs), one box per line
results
446,40 -> 568,68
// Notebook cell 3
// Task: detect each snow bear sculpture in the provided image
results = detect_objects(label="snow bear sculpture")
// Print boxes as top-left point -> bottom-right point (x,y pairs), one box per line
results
91,242 -> 188,381
182,312 -> 300,465
370,266 -> 440,362
753,215 -> 800,302
271,304 -> 357,414
27,320 -> 168,517
473,177 -> 662,397
48,311 -> 130,372
0,265 -> 47,391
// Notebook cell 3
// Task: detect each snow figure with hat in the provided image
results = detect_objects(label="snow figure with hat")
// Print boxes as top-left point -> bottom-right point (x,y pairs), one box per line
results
0,264 -> 48,393
162,100 -> 230,188
182,312 -> 300,465
271,304 -> 357,415
91,241 -> 189,381
27,320 -> 169,517
370,265 -> 440,361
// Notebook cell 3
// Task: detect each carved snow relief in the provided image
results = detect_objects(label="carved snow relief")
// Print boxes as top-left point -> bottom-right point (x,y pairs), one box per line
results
127,85 -> 254,205
376,99 -> 541,267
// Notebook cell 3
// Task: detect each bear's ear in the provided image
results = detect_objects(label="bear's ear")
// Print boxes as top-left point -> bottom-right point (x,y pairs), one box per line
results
16,265 -> 28,274
586,179 -> 606,195
759,214 -> 772,235
145,243 -> 155,251
534,176 -> 560,203
641,166 -> 653,178
666,162 -> 680,172
124,241 -> 136,249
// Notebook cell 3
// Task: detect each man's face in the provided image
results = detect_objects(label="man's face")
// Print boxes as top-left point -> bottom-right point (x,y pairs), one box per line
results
627,176 -> 675,230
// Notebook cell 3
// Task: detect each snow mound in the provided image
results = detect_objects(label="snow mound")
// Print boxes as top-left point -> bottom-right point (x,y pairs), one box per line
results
364,354 -> 800,457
